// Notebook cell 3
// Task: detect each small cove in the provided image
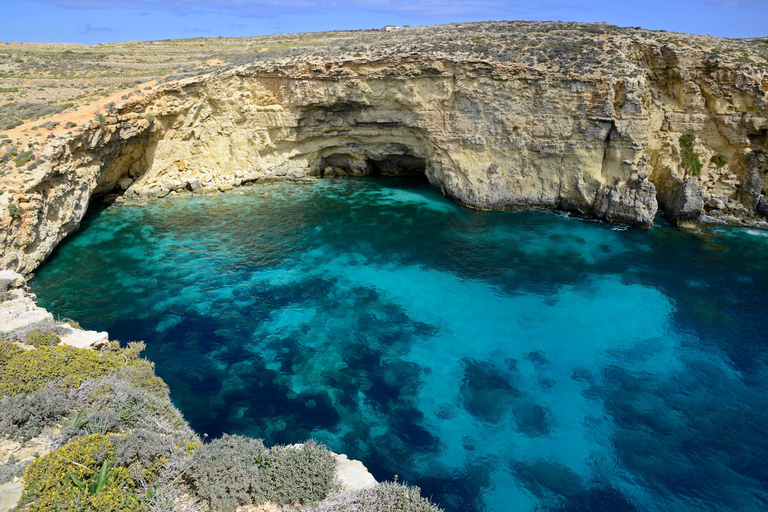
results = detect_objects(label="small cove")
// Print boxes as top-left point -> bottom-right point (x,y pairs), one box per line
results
30,177 -> 768,512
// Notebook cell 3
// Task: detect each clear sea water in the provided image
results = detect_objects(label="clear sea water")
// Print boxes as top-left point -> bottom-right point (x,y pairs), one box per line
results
30,177 -> 768,512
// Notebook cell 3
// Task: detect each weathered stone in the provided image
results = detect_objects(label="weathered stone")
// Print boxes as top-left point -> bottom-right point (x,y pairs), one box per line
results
2,29 -> 768,274
739,170 -> 763,211
593,172 -> 658,227
58,324 -> 109,349
335,453 -> 377,491
117,177 -> 133,190
673,178 -> 705,227
0,270 -> 25,293
187,178 -> 203,192
707,197 -> 727,211
757,196 -> 768,217
0,480 -> 23,512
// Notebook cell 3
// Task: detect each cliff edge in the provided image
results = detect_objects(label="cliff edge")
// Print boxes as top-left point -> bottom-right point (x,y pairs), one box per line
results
1,21 -> 767,274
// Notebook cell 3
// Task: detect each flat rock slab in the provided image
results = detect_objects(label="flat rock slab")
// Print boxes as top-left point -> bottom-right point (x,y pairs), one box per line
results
58,324 -> 109,349
335,453 -> 377,491
0,481 -> 22,512
0,296 -> 53,335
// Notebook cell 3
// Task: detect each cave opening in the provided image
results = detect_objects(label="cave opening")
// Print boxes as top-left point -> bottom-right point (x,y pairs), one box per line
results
313,143 -> 430,183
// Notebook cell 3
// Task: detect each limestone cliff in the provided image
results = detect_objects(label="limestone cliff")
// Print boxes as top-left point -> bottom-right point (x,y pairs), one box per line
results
1,21 -> 767,274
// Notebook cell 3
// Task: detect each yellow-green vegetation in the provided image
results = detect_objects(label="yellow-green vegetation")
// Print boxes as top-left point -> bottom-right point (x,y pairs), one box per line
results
7,203 -> 22,218
710,153 -> 728,168
679,133 -> 703,178
18,433 -> 144,512
0,339 -> 442,511
0,339 -> 23,368
24,328 -> 61,348
1,344 -> 124,395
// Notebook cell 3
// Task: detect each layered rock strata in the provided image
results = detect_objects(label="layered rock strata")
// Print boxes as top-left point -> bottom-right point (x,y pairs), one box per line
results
1,22 -> 768,274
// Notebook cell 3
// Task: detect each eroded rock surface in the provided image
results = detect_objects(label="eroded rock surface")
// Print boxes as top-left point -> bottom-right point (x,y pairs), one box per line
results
0,270 -> 108,349
1,22 -> 768,274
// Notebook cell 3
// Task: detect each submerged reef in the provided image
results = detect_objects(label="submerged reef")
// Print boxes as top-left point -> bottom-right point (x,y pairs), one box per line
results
0,270 -> 438,512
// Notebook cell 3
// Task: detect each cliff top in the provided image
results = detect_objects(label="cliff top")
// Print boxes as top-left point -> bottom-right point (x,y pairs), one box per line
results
0,20 -> 767,188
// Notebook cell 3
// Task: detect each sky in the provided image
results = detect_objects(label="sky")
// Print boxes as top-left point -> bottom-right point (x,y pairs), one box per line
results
2,0 -> 767,44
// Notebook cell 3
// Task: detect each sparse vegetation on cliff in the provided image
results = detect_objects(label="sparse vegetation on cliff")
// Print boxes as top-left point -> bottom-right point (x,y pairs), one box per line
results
710,153 -> 728,168
188,435 -> 336,511
0,337 -> 440,512
679,134 -> 702,179
7,202 -> 22,218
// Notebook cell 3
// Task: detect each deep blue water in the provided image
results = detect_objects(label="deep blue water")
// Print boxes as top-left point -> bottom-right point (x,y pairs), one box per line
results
30,177 -> 768,512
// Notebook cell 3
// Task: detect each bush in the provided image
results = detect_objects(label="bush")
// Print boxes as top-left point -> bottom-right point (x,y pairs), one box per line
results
679,134 -> 702,178
261,441 -> 337,506
65,121 -> 77,128
710,153 -> 728,168
187,434 -> 268,511
115,429 -> 172,468
188,435 -> 337,511
0,340 -> 23,369
0,345 -> 121,396
25,329 -> 61,348
0,102 -> 64,131
115,429 -> 172,488
7,203 -> 22,218
18,433 -> 144,512
0,387 -> 71,441
302,481 -> 443,512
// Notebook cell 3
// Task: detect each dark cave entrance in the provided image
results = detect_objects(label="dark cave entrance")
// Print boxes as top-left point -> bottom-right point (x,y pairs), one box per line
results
312,141 -> 429,181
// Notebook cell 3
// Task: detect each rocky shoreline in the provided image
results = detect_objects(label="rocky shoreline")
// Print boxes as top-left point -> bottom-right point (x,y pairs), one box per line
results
0,270 -> 412,512
1,21 -> 767,274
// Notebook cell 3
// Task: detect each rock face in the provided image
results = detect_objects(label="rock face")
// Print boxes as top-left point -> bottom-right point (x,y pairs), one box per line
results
1,22 -> 768,274
0,270 -> 109,349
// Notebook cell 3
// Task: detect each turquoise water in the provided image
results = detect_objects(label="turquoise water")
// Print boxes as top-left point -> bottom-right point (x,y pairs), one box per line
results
31,177 -> 768,512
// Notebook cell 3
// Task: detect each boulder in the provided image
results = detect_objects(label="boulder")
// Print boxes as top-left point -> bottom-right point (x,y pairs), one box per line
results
757,196 -> 768,217
739,170 -> 763,211
0,270 -> 25,294
58,324 -> 109,350
593,172 -> 658,228
335,453 -> 377,491
117,177 -> 134,190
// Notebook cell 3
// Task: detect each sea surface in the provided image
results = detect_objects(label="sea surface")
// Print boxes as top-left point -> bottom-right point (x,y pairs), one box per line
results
30,177 -> 768,512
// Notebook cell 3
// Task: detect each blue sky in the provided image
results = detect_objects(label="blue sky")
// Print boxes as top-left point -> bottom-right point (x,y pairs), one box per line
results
3,0 -> 767,44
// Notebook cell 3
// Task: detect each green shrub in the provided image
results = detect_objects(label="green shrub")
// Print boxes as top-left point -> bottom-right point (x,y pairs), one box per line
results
188,434 -> 268,511
18,433 -> 144,512
25,329 -> 61,348
145,114 -> 154,122
7,203 -> 22,218
115,429 -> 172,486
679,134 -> 702,178
0,345 -> 121,396
115,430 -> 172,468
303,481 -> 443,512
14,149 -> 34,168
710,153 -> 728,168
0,340 -> 23,368
0,387 -> 71,441
65,121 -> 77,128
117,357 -> 169,397
188,435 -> 336,511
261,440 -> 337,506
